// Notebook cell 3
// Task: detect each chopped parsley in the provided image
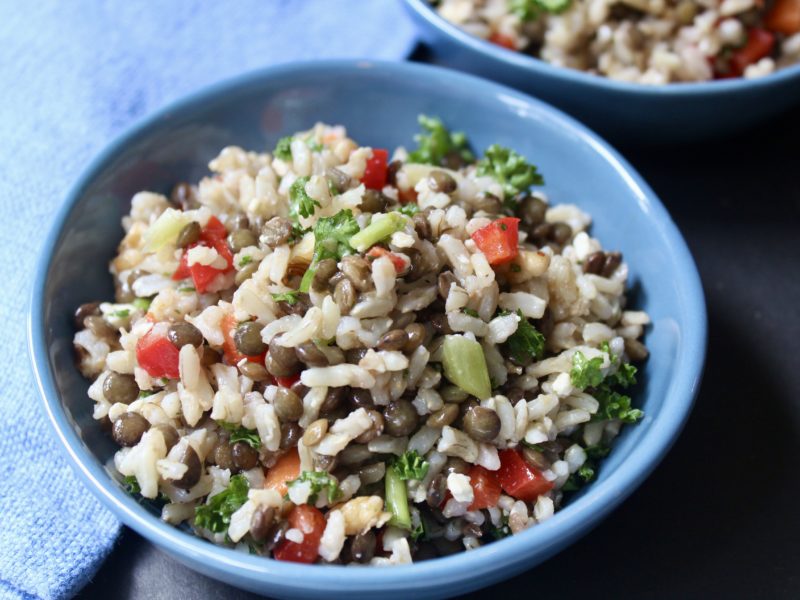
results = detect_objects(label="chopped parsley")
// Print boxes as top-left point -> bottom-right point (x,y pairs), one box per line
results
462,308 -> 480,319
273,136 -> 293,161
288,176 -> 321,220
570,350 -> 605,390
563,464 -> 596,492
299,209 -> 359,292
510,0 -> 572,22
305,137 -> 324,152
408,114 -> 474,166
238,255 -> 253,268
111,308 -> 130,318
194,474 -> 250,533
609,362 -> 637,389
392,450 -> 430,481
489,516 -> 511,540
271,291 -> 300,305
411,521 -> 425,542
476,144 -> 543,199
286,471 -> 342,504
178,286 -> 195,293
218,422 -> 261,449
592,386 -> 644,424
137,390 -> 156,399
585,444 -> 611,459
504,310 -> 546,364
123,475 -> 141,495
397,203 -> 420,217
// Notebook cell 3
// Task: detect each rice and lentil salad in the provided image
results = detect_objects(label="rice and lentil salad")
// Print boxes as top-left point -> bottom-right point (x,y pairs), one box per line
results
73,116 -> 650,565
433,0 -> 800,82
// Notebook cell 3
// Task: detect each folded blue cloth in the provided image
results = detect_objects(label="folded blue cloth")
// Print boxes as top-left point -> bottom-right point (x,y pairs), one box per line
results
0,2 -> 416,598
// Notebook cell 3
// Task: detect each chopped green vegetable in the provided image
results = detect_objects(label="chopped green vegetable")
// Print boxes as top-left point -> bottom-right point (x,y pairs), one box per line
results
570,350 -> 605,390
563,464 -> 595,491
218,422 -> 261,449
238,255 -> 253,268
288,176 -> 320,221
132,297 -> 152,312
408,115 -> 474,166
123,475 -> 140,495
111,308 -> 130,318
489,516 -> 511,540
138,390 -> 155,399
178,286 -> 195,293
194,474 -> 250,533
274,136 -> 293,161
299,209 -> 359,292
397,203 -> 420,217
286,471 -> 341,504
476,144 -> 543,199
510,0 -> 572,22
349,212 -> 406,253
385,463 -> 412,529
305,137 -> 324,152
462,307 -> 480,319
393,450 -> 430,481
585,444 -> 611,459
411,521 -> 425,542
442,335 -> 492,400
271,291 -> 300,305
143,207 -> 191,251
609,363 -> 637,388
504,310 -> 545,364
593,386 -> 644,423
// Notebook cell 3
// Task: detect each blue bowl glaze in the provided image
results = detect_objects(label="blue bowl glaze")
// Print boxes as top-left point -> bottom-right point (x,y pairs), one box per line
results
29,60 -> 706,599
403,0 -> 800,142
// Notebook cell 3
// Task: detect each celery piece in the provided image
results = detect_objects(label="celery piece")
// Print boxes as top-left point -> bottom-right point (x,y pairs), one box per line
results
143,208 -> 191,251
349,213 -> 406,253
385,464 -> 411,529
442,335 -> 492,400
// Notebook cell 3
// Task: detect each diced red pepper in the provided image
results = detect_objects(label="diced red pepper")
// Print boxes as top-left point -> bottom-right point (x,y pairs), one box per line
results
220,314 -> 265,365
468,465 -> 502,510
470,217 -> 520,266
171,216 -> 234,294
361,148 -> 389,190
765,0 -> 800,35
135,328 -> 180,379
275,373 -> 301,388
366,246 -> 407,273
496,448 -> 553,502
489,32 -> 516,51
273,505 -> 326,564
730,28 -> 775,76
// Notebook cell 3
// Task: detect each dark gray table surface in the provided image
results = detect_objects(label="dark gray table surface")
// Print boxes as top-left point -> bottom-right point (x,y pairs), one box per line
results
79,54 -> 800,600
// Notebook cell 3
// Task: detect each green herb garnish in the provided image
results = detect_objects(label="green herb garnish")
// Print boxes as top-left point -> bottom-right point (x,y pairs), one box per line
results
504,309 -> 546,364
218,422 -> 261,449
289,176 -> 320,221
274,136 -> 293,161
238,255 -> 253,268
408,115 -> 474,166
510,0 -> 572,22
476,144 -> 543,199
123,475 -> 141,495
392,450 -> 430,481
397,203 -> 420,217
299,209 -> 359,292
570,350 -> 605,390
271,291 -> 300,305
194,474 -> 250,533
286,471 -> 342,504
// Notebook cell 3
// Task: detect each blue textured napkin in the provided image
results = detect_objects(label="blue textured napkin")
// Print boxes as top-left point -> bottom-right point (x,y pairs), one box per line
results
0,2 -> 416,598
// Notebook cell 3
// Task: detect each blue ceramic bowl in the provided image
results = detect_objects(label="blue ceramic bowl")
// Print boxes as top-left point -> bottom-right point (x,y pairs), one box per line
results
403,0 -> 800,142
29,60 -> 706,599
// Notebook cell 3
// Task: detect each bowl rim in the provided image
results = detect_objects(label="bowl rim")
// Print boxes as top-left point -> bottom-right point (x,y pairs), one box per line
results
405,0 -> 800,96
28,58 -> 707,594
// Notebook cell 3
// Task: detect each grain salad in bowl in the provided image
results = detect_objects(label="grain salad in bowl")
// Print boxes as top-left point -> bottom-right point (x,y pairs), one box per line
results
433,0 -> 800,82
72,115 -> 649,566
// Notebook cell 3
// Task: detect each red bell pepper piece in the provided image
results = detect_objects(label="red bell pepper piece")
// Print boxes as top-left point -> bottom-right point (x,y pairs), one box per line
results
275,373 -> 301,388
730,28 -> 775,76
468,465 -> 502,510
764,0 -> 800,35
366,246 -> 407,273
361,148 -> 389,190
273,505 -> 327,564
496,448 -> 553,502
171,216 -> 234,293
135,327 -> 180,379
489,32 -> 516,51
470,217 -> 520,265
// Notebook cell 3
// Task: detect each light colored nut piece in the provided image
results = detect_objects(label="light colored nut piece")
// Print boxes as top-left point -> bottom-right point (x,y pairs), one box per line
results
339,495 -> 392,535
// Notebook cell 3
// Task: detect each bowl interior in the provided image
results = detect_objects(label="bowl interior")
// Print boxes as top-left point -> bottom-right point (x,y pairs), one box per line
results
31,60 -> 705,598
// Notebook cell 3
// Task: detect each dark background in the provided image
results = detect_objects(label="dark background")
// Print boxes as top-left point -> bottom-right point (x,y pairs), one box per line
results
79,47 -> 800,600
